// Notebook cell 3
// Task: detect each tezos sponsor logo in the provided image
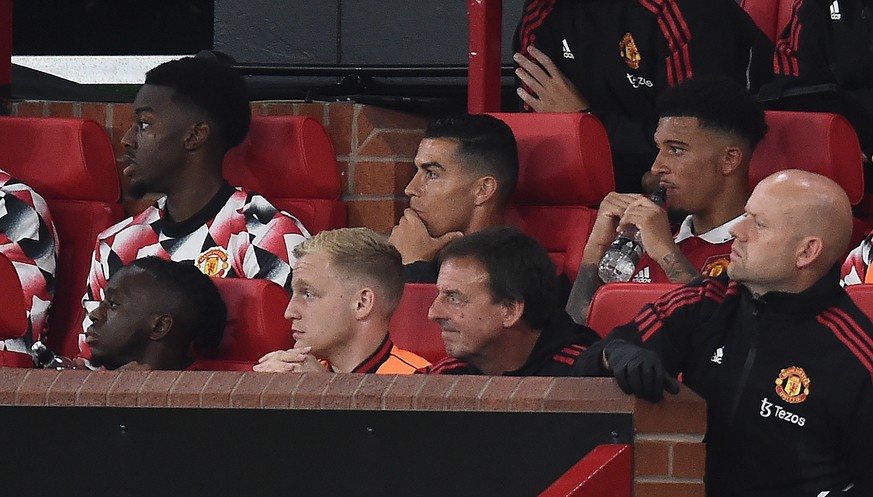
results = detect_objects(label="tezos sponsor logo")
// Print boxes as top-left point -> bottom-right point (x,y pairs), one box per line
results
759,397 -> 806,426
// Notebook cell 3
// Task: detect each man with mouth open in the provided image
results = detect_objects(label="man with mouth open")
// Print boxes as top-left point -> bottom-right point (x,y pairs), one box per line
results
81,56 -> 309,354
566,76 -> 768,324
254,228 -> 429,374
86,256 -> 225,371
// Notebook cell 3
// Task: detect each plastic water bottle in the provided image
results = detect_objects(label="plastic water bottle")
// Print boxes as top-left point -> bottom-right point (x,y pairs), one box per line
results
31,341 -> 76,370
598,187 -> 667,283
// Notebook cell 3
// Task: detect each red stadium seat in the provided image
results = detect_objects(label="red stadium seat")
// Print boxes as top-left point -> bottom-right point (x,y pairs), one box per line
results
388,283 -> 446,364
490,112 -> 616,282
0,252 -> 33,367
740,0 -> 801,42
586,283 -> 680,337
749,111 -> 867,253
0,116 -> 124,358
191,277 -> 293,371
750,111 -> 864,204
223,115 -> 345,234
846,285 -> 873,322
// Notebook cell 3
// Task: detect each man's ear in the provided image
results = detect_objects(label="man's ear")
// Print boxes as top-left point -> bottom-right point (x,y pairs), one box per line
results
149,314 -> 174,341
473,176 -> 498,206
501,300 -> 525,328
795,236 -> 823,269
721,146 -> 744,175
184,121 -> 210,151
353,288 -> 376,320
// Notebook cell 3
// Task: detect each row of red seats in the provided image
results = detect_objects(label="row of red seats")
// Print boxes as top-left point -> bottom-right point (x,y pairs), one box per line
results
0,115 -> 344,362
0,109 -> 865,368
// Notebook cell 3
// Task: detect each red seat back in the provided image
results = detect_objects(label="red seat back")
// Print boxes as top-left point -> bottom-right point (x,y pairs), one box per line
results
491,113 -> 615,282
0,117 -> 124,358
750,111 -> 867,255
0,252 -> 27,340
223,115 -> 345,234
0,252 -> 32,367
750,111 -> 864,205
210,277 -> 293,364
388,283 -> 446,364
586,283 -> 681,337
846,285 -> 873,322
741,0 -> 796,42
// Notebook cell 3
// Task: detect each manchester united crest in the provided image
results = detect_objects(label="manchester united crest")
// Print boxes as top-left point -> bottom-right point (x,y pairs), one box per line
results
775,366 -> 810,404
702,256 -> 730,277
196,247 -> 230,277
619,32 -> 641,69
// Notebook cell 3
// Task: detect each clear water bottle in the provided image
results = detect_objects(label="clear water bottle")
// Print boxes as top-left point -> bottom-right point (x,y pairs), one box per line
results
31,341 -> 76,370
598,187 -> 667,283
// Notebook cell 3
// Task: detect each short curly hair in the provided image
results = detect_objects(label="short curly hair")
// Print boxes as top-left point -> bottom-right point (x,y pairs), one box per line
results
130,257 -> 226,355
145,57 -> 251,152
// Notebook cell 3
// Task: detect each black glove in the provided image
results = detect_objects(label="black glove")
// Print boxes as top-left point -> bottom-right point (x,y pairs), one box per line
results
604,339 -> 680,402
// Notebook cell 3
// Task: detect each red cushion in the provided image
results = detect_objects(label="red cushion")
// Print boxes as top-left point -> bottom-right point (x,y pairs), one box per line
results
0,252 -> 28,340
586,283 -> 681,337
492,112 -> 614,207
212,278 -> 293,362
750,111 -> 864,205
0,117 -> 120,202
490,113 -> 615,282
388,283 -> 446,364
0,117 -> 124,357
740,0 -> 780,42
223,115 -> 345,233
846,285 -> 873,322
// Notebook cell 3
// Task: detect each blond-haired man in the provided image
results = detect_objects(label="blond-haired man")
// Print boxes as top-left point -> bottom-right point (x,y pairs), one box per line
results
255,228 -> 429,373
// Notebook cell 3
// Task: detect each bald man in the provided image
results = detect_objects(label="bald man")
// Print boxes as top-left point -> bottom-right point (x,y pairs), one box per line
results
586,170 -> 873,496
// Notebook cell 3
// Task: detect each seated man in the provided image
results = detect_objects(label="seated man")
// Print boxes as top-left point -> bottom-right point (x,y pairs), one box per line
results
590,170 -> 873,496
759,0 -> 873,165
423,227 -> 620,381
566,76 -> 768,324
85,257 -> 225,370
513,0 -> 772,191
254,227 -> 430,374
82,56 -> 310,350
0,169 -> 58,353
389,114 -> 518,283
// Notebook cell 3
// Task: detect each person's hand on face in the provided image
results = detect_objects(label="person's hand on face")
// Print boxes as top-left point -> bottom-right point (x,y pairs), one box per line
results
390,209 -> 463,264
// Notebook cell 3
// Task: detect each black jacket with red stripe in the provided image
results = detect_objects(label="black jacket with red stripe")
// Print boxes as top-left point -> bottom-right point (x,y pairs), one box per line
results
759,0 -> 873,158
422,311 -> 600,376
590,268 -> 873,496
514,0 -> 773,192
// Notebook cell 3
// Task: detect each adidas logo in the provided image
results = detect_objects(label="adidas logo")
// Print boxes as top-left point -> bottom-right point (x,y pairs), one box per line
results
830,0 -> 841,20
562,39 -> 575,59
711,347 -> 724,364
631,267 -> 651,283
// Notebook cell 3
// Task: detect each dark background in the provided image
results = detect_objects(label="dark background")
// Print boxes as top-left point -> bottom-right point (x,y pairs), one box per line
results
11,0 -> 524,110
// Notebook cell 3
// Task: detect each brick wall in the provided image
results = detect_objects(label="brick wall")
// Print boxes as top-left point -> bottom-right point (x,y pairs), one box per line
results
0,370 -> 706,496
9,99 -> 429,233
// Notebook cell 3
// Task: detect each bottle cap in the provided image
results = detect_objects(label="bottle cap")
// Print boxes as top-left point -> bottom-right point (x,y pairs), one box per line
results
650,187 -> 667,206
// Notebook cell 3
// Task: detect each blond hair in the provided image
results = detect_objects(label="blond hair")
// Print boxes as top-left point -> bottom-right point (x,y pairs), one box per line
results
292,228 -> 405,311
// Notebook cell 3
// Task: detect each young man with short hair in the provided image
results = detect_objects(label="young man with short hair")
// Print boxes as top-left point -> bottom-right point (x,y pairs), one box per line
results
86,257 -> 226,370
82,57 -> 310,352
567,76 -> 768,323
390,114 -> 518,283
255,228 -> 429,374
